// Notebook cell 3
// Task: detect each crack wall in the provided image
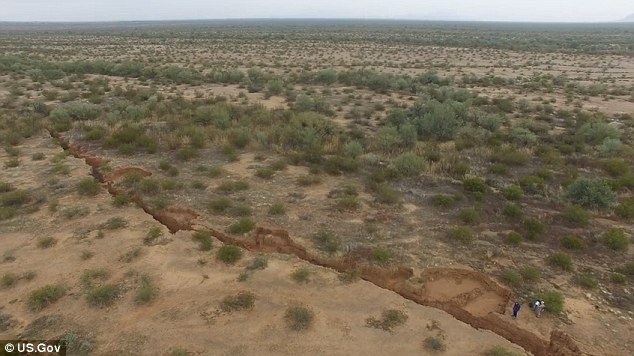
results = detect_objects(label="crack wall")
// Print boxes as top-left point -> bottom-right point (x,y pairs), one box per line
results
49,129 -> 586,356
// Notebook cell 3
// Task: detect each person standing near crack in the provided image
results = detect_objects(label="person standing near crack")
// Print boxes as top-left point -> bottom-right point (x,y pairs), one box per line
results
512,302 -> 521,319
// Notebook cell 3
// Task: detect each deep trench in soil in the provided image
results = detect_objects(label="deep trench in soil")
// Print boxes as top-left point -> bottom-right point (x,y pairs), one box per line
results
49,129 -> 586,356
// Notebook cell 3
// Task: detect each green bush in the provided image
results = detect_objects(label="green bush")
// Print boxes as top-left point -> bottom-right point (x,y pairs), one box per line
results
255,167 -> 275,179
291,267 -> 311,283
560,236 -> 586,250
541,291 -> 565,315
371,247 -> 393,266
447,226 -> 474,243
457,207 -> 478,224
485,346 -> 521,356
550,252 -> 573,271
37,237 -> 57,249
601,159 -> 629,177
610,272 -> 627,284
575,274 -> 598,289
523,218 -> 545,240
221,291 -> 255,312
502,185 -> 524,200
502,204 -> 523,220
285,306 -> 314,331
615,198 -> 634,219
501,269 -> 521,287
603,228 -> 629,251
216,180 -> 249,194
192,231 -> 213,251
136,275 -> 158,305
28,284 -> 66,311
562,205 -> 590,226
228,218 -> 256,234
520,266 -> 541,281
246,255 -> 268,271
373,184 -> 401,204
208,197 -> 232,213
423,336 -> 446,352
0,190 -> 30,207
87,284 -> 120,307
392,152 -> 426,177
101,217 -> 127,230
268,202 -> 286,215
144,226 -> 163,245
296,175 -> 322,186
0,273 -> 17,289
507,231 -> 522,245
216,245 -> 242,264
112,193 -> 131,207
312,230 -> 341,255
77,178 -> 100,196
567,178 -> 616,209
463,177 -> 487,193
431,194 -> 458,208
366,309 -> 408,331
336,195 -> 360,211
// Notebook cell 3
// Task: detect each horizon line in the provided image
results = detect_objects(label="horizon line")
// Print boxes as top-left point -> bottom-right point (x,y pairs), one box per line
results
0,17 -> 632,25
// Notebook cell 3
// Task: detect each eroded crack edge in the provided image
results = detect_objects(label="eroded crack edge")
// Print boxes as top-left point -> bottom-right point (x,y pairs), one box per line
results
49,129 -> 586,356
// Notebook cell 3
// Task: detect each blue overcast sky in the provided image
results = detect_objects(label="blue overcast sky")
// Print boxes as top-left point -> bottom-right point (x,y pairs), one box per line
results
0,0 -> 632,22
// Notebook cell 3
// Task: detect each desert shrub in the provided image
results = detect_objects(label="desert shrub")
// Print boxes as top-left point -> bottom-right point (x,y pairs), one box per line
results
431,194 -> 458,208
61,206 -> 90,219
603,228 -> 629,251
490,149 -> 530,166
366,309 -> 408,331
135,275 -> 158,305
221,291 -> 255,312
560,236 -> 586,250
255,167 -> 275,179
37,237 -> 57,249
392,152 -> 426,177
296,174 -> 322,186
501,269 -> 521,287
615,198 -> 634,219
192,231 -> 213,251
550,252 -> 573,271
502,185 -> 524,200
610,273 -> 627,284
228,218 -> 256,234
458,207 -> 480,224
291,267 -> 311,283
285,306 -> 314,331
80,268 -> 109,288
371,247 -> 393,266
523,218 -> 545,240
246,255 -> 268,271
577,120 -> 619,145
601,159 -> 629,177
138,179 -> 160,195
519,175 -> 545,195
119,247 -> 142,263
268,202 -> 286,215
507,231 -> 523,244
567,178 -> 616,209
344,141 -> 364,158
485,346 -> 520,356
216,180 -> 249,194
502,203 -> 523,220
0,273 -> 17,288
207,197 -> 232,213
575,274 -> 598,289
28,284 -> 65,311
87,284 -> 120,307
312,230 -> 341,255
416,99 -> 467,140
373,184 -> 401,204
463,177 -> 487,193
541,291 -> 565,315
112,193 -> 131,207
216,245 -> 242,264
423,336 -> 446,352
520,266 -> 541,281
228,127 -> 251,149
323,155 -> 359,175
489,163 -> 510,176
0,189 -> 30,207
76,178 -> 100,196
101,217 -> 127,230
338,268 -> 362,284
144,226 -> 163,245
336,195 -> 360,211
229,205 -> 252,217
0,207 -> 16,221
447,226 -> 474,243
562,205 -> 590,226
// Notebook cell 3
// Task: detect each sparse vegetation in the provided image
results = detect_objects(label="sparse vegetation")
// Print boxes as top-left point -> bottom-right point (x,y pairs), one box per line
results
220,291 -> 255,312
216,245 -> 242,264
285,305 -> 314,331
28,284 -> 65,311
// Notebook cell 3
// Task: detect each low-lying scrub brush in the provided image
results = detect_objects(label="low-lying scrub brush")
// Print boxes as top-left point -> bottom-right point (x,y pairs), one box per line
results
192,231 -> 213,251
221,291 -> 255,312
603,228 -> 629,251
135,275 -> 158,305
217,245 -> 242,264
28,284 -> 65,311
366,309 -> 408,331
549,252 -> 573,271
447,226 -> 474,243
228,218 -> 256,234
285,305 -> 314,331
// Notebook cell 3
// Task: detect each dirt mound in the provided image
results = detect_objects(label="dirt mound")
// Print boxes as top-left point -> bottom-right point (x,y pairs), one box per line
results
153,207 -> 199,233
